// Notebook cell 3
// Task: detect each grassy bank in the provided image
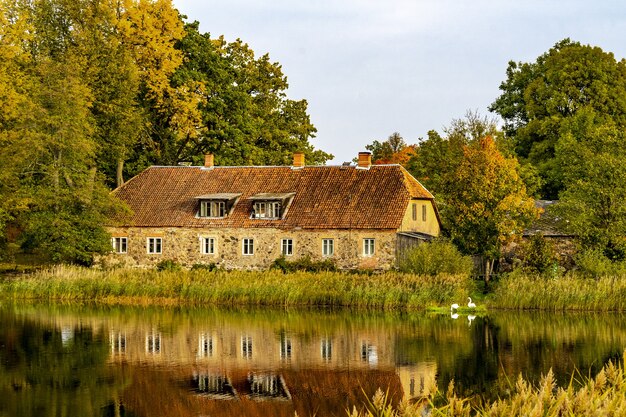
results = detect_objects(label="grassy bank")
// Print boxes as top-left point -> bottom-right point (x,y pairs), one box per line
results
353,351 -> 626,417
0,265 -> 473,309
489,272 -> 626,311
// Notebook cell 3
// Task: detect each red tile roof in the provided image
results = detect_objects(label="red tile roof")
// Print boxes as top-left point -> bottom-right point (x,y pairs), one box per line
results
113,165 -> 435,230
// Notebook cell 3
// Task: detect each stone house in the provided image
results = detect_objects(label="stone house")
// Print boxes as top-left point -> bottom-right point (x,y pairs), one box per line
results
105,152 -> 441,270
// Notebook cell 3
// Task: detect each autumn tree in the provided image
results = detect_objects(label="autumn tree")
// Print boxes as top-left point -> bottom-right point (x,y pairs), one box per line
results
490,39 -> 626,198
408,113 -> 537,282
445,137 -> 537,281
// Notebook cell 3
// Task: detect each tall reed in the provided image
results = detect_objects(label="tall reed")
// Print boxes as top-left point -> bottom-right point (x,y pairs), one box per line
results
490,271 -> 626,311
351,351 -> 626,416
0,265 -> 473,309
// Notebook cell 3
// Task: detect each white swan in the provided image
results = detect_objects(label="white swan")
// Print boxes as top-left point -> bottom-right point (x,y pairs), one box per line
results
451,303 -> 459,310
467,297 -> 476,309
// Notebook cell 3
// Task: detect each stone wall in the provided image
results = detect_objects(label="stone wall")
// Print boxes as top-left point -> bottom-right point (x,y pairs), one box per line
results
104,227 -> 399,270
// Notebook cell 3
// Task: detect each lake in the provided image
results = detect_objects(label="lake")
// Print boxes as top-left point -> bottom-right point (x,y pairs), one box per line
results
0,302 -> 624,417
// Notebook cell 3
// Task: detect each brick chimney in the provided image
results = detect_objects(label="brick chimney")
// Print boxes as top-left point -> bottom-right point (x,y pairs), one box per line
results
204,154 -> 214,168
357,152 -> 372,170
292,152 -> 305,169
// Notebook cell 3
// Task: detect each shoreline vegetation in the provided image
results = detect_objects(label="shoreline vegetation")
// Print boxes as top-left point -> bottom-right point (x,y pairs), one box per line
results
2,265 -> 626,311
354,351 -> 626,417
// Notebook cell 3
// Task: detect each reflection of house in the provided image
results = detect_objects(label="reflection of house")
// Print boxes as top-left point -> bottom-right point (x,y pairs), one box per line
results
106,152 -> 441,270
396,363 -> 438,401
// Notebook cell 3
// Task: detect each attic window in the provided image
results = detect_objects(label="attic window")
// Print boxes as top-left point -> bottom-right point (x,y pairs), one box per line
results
195,193 -> 241,219
249,192 -> 295,220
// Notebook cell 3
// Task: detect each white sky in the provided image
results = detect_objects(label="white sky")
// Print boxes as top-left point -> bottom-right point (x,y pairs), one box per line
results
172,0 -> 626,163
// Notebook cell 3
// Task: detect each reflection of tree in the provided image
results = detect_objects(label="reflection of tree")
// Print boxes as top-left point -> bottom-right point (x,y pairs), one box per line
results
0,311 -> 129,417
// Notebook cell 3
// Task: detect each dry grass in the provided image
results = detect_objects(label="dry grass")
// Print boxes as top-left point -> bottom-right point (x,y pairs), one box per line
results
351,351 -> 626,416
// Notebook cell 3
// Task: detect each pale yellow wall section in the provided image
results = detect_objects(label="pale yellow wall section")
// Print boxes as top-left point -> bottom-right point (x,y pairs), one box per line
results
398,199 -> 440,236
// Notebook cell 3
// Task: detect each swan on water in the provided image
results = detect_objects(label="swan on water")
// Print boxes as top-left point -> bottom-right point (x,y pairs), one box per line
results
467,297 -> 476,309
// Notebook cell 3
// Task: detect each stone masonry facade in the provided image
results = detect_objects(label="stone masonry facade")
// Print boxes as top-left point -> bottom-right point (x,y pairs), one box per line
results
105,227 -> 399,270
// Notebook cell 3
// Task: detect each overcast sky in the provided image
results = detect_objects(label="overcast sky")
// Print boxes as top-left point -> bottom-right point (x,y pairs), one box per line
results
172,0 -> 626,163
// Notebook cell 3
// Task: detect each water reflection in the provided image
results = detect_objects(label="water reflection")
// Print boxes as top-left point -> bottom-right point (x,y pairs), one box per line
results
0,303 -> 625,417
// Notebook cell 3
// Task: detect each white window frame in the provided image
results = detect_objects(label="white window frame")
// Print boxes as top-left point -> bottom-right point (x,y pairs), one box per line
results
321,338 -> 332,361
147,237 -> 162,254
253,201 -> 281,219
200,236 -> 216,255
281,238 -> 293,256
241,335 -> 253,359
199,200 -> 226,218
111,237 -> 127,254
322,239 -> 334,257
363,238 -> 375,257
242,238 -> 254,255
279,336 -> 292,360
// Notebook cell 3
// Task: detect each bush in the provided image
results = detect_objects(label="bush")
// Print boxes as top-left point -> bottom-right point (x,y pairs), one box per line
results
521,234 -> 559,275
191,263 -> 217,272
155,259 -> 182,272
399,240 -> 473,276
574,249 -> 626,278
270,255 -> 337,273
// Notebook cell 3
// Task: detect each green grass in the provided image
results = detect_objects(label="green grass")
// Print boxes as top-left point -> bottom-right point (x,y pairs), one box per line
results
352,351 -> 626,416
488,271 -> 626,311
0,265 -> 474,309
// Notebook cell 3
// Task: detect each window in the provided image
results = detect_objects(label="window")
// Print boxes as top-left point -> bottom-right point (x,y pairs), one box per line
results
321,338 -> 332,361
147,237 -> 162,254
322,239 -> 334,256
422,204 -> 427,222
280,335 -> 292,360
111,237 -> 127,253
198,333 -> 213,358
241,335 -> 253,359
243,238 -> 254,255
199,200 -> 226,218
110,331 -> 126,355
412,203 -> 417,221
281,238 -> 293,256
253,201 -> 281,219
201,237 -> 216,255
363,238 -> 375,256
146,331 -> 161,354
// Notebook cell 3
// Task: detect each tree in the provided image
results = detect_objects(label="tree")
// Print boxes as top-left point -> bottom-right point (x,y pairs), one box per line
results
136,22 -> 332,168
490,39 -> 626,198
408,113 -> 537,283
365,132 -> 407,163
445,137 -> 537,282
555,110 -> 626,259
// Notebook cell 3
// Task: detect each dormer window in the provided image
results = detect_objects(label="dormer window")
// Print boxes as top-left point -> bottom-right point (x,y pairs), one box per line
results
249,193 -> 295,220
200,200 -> 225,218
253,201 -> 281,219
195,193 -> 241,219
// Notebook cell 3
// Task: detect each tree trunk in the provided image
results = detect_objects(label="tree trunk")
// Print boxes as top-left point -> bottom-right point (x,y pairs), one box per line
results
116,158 -> 124,188
484,258 -> 492,289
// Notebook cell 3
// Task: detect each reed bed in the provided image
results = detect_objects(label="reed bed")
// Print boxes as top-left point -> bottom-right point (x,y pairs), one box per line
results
489,272 -> 626,311
351,351 -> 626,417
0,265 -> 472,309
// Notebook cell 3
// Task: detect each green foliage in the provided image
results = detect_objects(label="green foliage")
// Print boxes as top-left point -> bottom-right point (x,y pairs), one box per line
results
554,113 -> 626,257
491,39 -> 626,198
520,234 -> 558,275
155,259 -> 182,272
190,262 -> 217,271
270,255 -> 337,273
399,240 -> 473,277
574,250 -> 626,278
